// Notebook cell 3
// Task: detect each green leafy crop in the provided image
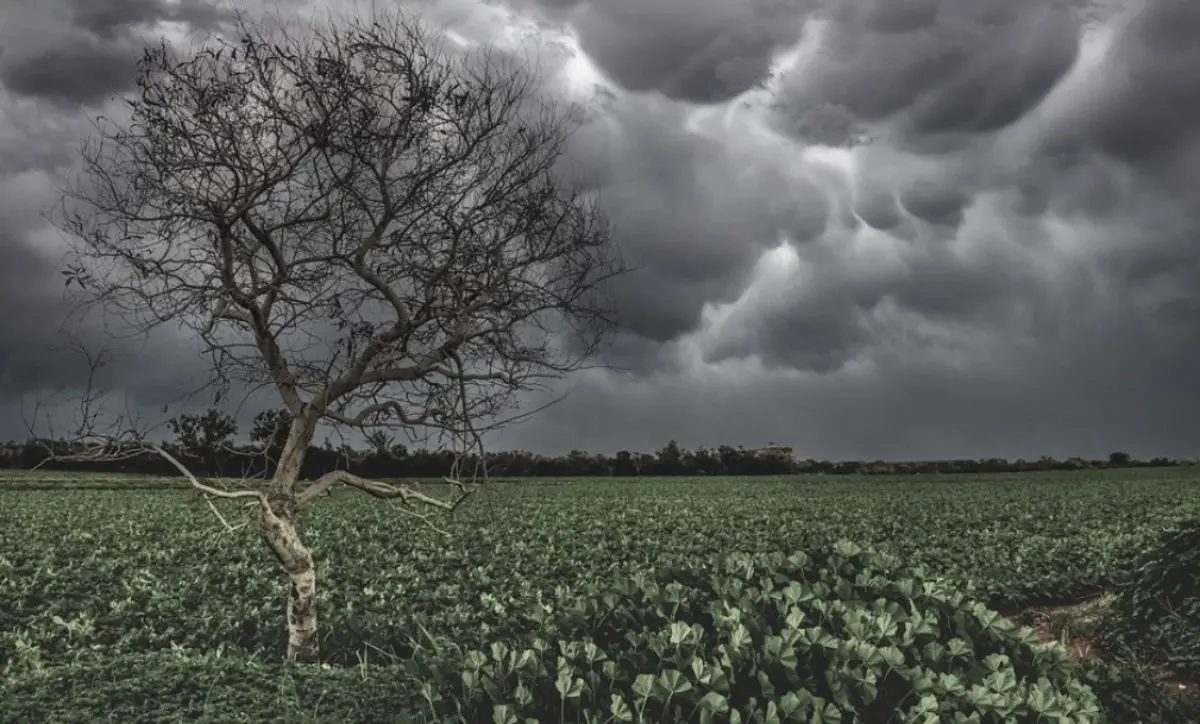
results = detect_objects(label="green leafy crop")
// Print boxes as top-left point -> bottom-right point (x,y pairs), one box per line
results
402,542 -> 1103,722
0,470 -> 1196,721
1099,516 -> 1200,681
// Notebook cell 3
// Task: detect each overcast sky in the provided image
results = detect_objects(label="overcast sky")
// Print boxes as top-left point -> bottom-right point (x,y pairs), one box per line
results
1,0 -> 1198,461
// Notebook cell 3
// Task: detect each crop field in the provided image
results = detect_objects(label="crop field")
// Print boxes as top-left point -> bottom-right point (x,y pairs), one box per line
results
1,468 -> 1198,722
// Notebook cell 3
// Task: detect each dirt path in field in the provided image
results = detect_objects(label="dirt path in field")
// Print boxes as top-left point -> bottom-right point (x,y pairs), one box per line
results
1003,593 -> 1198,698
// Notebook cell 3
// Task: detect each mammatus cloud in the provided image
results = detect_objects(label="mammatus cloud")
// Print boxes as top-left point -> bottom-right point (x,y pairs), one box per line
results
1,0 -> 1199,460
509,0 -> 818,104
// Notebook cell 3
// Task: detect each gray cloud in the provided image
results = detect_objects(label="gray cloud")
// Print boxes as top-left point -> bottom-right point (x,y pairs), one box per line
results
519,0 -> 817,103
2,0 -> 1200,461
0,0 -> 235,108
1087,2 -> 1200,161
0,236 -> 68,398
496,318 -> 1200,460
571,94 -> 833,343
0,0 -> 246,435
773,0 -> 1083,145
2,41 -> 139,108
67,0 -> 233,40
897,179 -> 971,227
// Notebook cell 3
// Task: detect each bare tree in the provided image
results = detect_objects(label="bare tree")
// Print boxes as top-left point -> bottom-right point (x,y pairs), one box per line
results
39,5 -> 624,663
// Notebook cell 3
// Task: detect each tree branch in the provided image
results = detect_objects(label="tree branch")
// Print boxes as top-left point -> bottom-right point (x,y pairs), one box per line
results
296,469 -> 471,520
319,400 -> 436,428
151,444 -> 265,503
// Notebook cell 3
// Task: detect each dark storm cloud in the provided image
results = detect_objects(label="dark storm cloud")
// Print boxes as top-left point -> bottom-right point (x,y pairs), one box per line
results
0,234 -> 68,399
68,0 -> 172,38
888,246 -> 1035,324
0,0 -> 248,442
1013,149 -> 1143,221
0,0 -> 235,107
0,217 -> 211,413
853,188 -> 902,231
501,311 -> 1200,461
0,164 -> 81,400
770,101 -> 871,149
897,179 -> 971,227
519,0 -> 817,103
607,273 -> 737,345
1,41 -> 138,108
706,299 -> 871,374
700,208 -> 1044,375
600,332 -> 690,377
4,0 -> 1200,461
1049,0 -> 1200,176
67,0 -> 234,40
773,0 -> 1083,144
569,94 -> 832,344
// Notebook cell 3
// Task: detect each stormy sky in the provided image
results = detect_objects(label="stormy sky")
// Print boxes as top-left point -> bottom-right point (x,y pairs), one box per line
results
2,0 -> 1199,461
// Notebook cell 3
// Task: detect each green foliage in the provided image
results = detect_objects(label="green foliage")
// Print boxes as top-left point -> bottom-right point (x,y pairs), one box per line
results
400,543 -> 1103,722
168,410 -> 238,458
1098,517 -> 1200,681
164,408 -> 240,478
1,547 -> 1108,723
0,474 -> 1196,721
0,650 -> 431,723
1076,659 -> 1200,724
0,477 -> 1191,670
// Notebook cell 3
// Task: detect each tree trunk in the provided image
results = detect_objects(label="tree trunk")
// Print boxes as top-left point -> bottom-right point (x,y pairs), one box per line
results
258,493 -> 319,662
258,410 -> 321,663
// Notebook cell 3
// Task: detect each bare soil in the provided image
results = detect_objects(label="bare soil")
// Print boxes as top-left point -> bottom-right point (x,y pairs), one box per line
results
1005,592 -> 1198,698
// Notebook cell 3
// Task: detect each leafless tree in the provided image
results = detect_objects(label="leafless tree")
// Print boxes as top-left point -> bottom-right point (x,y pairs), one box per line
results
37,5 -> 624,663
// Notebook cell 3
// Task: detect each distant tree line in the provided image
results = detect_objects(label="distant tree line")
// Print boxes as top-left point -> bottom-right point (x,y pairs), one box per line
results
0,408 -> 1189,479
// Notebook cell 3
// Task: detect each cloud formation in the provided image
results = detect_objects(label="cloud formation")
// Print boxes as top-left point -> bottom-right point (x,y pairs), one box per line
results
2,0 -> 1199,460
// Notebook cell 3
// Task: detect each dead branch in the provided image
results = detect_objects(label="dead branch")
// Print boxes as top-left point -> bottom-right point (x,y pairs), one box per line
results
295,469 -> 471,535
296,469 -> 471,508
152,444 -> 265,501
22,337 -> 264,535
